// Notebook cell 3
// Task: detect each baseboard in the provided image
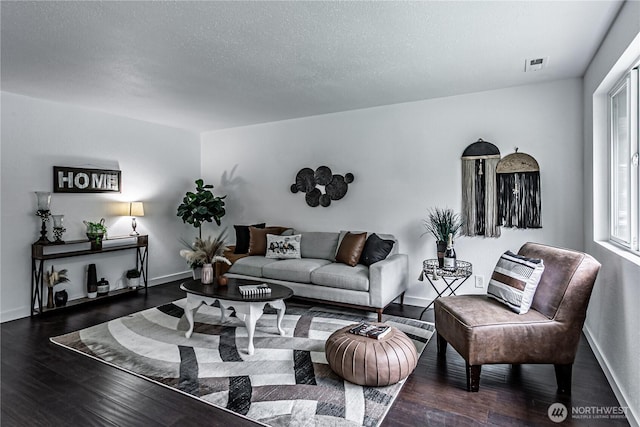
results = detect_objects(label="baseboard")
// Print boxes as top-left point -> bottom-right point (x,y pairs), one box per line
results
583,324 -> 638,427
149,271 -> 192,286
402,295 -> 433,308
0,307 -> 28,323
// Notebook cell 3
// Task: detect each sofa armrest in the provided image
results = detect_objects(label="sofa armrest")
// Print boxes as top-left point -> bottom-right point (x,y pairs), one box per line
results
217,246 -> 249,276
369,253 -> 409,308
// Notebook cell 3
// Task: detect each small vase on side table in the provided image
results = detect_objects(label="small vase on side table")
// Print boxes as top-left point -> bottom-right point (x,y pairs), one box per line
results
201,263 -> 214,284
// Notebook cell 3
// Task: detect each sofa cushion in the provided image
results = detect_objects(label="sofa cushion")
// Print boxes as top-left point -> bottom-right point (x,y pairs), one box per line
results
296,231 -> 340,260
359,233 -> 395,266
233,223 -> 265,254
487,250 -> 545,314
335,232 -> 367,267
311,263 -> 370,292
228,256 -> 280,277
266,234 -> 301,259
263,258 -> 331,283
248,226 -> 288,255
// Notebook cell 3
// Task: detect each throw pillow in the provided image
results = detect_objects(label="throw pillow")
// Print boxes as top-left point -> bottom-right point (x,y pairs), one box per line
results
335,232 -> 367,267
233,223 -> 266,254
265,234 -> 302,259
248,226 -> 288,255
487,250 -> 545,314
359,233 -> 395,266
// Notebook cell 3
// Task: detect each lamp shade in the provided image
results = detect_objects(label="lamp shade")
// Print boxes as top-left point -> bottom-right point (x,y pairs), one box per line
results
129,202 -> 144,217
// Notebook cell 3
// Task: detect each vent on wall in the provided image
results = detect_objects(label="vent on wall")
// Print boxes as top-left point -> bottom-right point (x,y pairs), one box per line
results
524,57 -> 549,72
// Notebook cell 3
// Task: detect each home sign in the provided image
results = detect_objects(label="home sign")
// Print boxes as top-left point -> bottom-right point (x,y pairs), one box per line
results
53,166 -> 121,193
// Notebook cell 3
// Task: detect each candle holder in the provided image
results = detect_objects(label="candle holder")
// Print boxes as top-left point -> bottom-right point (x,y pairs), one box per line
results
34,192 -> 52,244
52,214 -> 66,244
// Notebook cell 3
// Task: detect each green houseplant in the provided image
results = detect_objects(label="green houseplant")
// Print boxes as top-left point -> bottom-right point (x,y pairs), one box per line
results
177,179 -> 226,239
423,208 -> 463,267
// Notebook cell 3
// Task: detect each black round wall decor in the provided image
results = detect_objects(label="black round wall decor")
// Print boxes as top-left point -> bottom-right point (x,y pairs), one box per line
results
291,166 -> 354,207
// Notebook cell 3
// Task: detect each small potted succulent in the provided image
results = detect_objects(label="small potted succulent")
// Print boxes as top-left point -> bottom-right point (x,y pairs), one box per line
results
126,268 -> 141,288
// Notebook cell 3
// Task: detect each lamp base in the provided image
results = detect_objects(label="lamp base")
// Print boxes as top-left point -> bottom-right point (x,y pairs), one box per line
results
130,217 -> 139,236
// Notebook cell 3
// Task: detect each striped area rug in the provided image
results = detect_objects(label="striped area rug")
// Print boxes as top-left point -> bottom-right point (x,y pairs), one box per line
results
51,299 -> 434,427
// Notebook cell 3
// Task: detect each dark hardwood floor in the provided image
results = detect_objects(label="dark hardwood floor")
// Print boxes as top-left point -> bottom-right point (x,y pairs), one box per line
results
1,281 -> 628,426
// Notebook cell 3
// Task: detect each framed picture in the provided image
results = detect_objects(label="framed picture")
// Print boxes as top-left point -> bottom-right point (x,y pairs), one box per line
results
53,166 -> 121,193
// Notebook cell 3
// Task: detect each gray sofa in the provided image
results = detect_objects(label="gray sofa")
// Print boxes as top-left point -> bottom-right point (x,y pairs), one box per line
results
224,230 -> 409,321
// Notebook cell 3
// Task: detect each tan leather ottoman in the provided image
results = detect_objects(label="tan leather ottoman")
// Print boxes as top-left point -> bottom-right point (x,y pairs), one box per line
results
325,324 -> 418,386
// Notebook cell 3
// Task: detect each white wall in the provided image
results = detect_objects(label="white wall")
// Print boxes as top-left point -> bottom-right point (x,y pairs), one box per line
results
0,92 -> 201,321
201,78 -> 584,307
583,1 -> 640,425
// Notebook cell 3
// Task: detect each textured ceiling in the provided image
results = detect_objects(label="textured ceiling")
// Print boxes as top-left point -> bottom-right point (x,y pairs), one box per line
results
1,1 -> 623,132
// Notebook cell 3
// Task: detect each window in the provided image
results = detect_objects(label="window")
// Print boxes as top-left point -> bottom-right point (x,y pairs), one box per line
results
609,66 -> 639,253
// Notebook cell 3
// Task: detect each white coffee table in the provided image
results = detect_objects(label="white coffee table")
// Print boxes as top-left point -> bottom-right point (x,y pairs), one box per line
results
180,278 -> 293,355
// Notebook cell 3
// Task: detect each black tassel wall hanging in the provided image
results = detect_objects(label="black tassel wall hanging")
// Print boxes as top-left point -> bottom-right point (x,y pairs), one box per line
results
461,138 -> 501,237
496,148 -> 542,228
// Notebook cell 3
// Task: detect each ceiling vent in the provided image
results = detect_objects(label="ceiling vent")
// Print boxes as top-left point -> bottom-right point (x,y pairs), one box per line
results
524,57 -> 549,72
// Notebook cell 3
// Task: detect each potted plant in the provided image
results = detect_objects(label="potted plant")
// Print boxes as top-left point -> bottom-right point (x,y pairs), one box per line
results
177,179 -> 226,239
180,231 -> 231,283
126,268 -> 141,288
422,208 -> 463,267
83,219 -> 107,250
45,266 -> 69,308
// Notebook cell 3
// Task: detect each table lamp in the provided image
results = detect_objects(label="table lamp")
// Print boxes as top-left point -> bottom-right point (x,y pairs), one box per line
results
128,202 -> 144,235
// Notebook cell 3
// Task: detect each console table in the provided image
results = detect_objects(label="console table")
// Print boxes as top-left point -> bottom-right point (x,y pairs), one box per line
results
418,259 -> 472,319
31,235 -> 148,316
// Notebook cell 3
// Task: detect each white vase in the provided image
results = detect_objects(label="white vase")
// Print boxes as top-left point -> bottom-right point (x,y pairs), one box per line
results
128,277 -> 140,288
201,263 -> 214,284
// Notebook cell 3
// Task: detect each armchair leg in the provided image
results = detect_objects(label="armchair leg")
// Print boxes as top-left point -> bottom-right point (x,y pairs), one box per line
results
555,363 -> 573,395
376,308 -> 383,322
436,333 -> 447,357
466,363 -> 481,392
400,292 -> 405,306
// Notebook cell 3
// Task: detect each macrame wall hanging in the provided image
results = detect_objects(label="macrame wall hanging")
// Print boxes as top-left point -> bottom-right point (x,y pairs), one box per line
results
461,138 -> 501,237
496,148 -> 542,228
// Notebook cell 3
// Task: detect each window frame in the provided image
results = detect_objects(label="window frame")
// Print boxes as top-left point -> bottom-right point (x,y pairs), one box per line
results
609,65 -> 639,254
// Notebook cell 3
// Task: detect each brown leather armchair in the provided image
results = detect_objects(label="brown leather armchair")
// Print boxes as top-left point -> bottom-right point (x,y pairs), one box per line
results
434,242 -> 601,393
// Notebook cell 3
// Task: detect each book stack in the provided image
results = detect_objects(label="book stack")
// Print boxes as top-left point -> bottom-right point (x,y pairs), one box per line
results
348,322 -> 391,340
238,284 -> 271,296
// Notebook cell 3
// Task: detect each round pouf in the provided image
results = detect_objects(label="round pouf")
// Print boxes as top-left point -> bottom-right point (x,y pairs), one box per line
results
325,324 -> 418,386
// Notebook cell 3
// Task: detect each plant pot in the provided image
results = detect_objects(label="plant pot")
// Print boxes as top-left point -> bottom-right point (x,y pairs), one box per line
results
87,233 -> 104,250
54,289 -> 68,307
128,277 -> 140,288
436,241 -> 447,268
192,267 -> 202,280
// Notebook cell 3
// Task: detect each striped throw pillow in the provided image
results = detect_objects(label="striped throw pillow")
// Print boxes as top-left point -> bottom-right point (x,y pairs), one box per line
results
487,251 -> 545,314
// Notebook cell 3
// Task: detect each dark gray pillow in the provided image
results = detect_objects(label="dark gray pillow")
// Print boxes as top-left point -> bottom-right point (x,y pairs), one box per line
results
234,223 -> 266,254
359,233 -> 395,266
